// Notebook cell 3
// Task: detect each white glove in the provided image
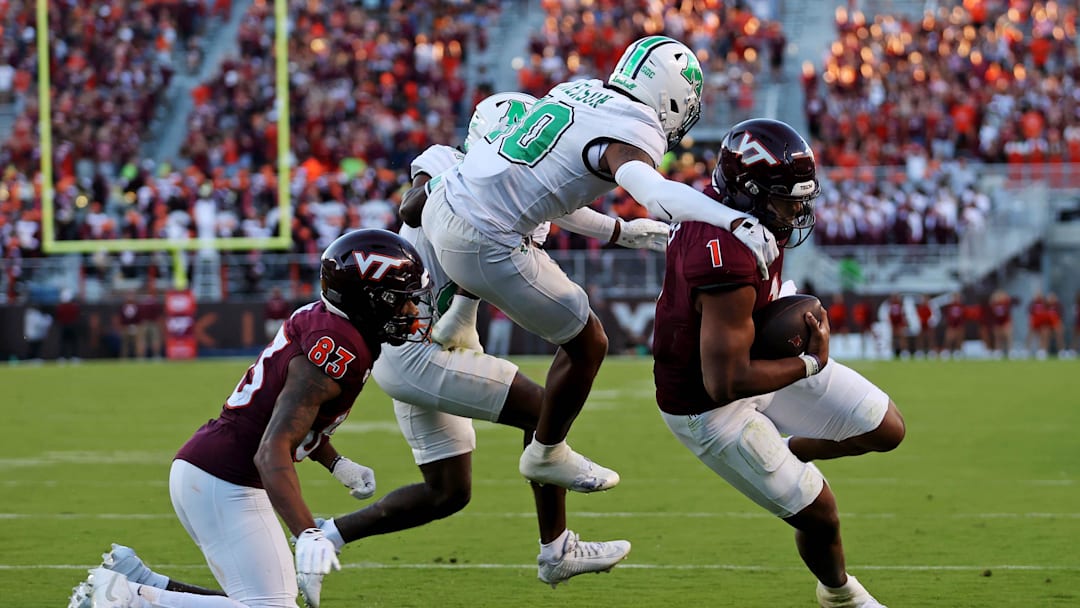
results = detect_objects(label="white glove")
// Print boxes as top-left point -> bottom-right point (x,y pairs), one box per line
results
731,218 -> 779,280
295,528 -> 342,575
297,572 -> 323,608
614,218 -> 670,252
331,456 -> 376,500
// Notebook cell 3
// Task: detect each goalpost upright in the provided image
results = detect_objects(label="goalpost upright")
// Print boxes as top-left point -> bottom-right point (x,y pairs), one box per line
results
35,0 -> 293,288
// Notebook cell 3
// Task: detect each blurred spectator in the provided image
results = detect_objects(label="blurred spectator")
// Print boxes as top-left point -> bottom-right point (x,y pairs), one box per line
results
55,288 -> 82,362
850,297 -> 874,358
485,303 -> 512,357
1045,291 -> 1068,356
914,294 -> 937,357
140,292 -> 164,359
118,292 -> 143,359
263,287 -> 291,341
988,289 -> 1014,358
886,293 -> 909,358
966,296 -> 992,354
1027,290 -> 1049,358
22,302 -> 52,361
941,291 -> 967,358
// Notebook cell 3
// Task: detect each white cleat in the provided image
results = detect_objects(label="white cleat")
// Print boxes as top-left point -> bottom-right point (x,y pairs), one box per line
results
537,531 -> 631,588
66,581 -> 91,608
817,575 -> 887,608
101,544 -> 155,586
519,440 -> 620,493
88,567 -> 135,608
298,572 -> 324,608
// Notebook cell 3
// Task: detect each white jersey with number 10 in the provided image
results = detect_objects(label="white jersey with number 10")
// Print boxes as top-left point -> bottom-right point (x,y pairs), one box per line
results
443,79 -> 667,248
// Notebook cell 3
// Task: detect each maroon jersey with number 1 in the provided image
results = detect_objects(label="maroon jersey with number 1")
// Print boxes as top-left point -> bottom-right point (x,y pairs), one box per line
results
175,301 -> 378,488
653,221 -> 784,416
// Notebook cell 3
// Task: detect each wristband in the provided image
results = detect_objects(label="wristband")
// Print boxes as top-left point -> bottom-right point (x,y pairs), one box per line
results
798,354 -> 821,378
608,218 -> 623,244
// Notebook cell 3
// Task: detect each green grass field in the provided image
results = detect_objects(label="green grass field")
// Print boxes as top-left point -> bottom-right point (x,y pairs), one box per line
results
2,357 -> 1078,607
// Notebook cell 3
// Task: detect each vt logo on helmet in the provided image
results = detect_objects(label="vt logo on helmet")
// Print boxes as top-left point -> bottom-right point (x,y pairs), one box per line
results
607,35 -> 703,151
713,119 -> 820,248
320,229 -> 433,345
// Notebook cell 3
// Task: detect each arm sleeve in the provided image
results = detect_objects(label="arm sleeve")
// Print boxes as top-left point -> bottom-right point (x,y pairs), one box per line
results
551,207 -> 619,242
614,160 -> 748,229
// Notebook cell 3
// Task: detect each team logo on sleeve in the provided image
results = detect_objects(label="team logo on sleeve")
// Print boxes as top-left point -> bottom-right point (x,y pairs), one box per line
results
352,252 -> 408,280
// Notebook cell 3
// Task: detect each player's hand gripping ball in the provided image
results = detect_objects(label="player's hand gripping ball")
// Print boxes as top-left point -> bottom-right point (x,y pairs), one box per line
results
751,295 -> 825,360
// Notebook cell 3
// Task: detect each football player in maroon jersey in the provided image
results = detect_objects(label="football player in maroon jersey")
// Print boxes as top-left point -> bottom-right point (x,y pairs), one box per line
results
68,230 -> 432,608
653,119 -> 904,608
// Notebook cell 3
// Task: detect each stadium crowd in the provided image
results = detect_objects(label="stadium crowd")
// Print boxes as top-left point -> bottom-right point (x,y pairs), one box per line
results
519,0 -> 786,126
3,0 -> 1079,337
806,1 -> 1080,168
0,0 -> 495,263
0,0 -> 791,261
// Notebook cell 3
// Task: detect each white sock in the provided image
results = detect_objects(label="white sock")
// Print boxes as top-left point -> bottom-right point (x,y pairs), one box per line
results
821,573 -> 863,595
528,433 -> 567,456
139,584 -> 247,607
539,529 -> 570,562
322,517 -> 346,552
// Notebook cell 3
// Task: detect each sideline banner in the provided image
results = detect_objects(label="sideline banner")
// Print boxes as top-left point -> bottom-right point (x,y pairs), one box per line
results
164,290 -> 197,360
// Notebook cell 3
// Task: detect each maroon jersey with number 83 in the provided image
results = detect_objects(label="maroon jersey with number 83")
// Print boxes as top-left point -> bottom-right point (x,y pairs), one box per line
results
175,301 -> 377,488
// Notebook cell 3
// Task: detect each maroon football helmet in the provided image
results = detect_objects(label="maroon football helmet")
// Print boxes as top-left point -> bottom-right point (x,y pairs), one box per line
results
713,118 -> 820,247
320,229 -> 432,346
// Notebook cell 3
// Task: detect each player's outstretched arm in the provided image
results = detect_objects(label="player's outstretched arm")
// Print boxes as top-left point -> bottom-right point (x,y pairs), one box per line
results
553,208 -> 669,252
606,143 -> 778,275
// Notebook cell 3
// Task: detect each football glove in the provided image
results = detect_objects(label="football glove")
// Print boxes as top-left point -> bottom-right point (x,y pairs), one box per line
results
298,572 -> 324,608
331,456 -> 376,500
614,218 -> 670,252
295,528 -> 341,575
731,218 -> 779,280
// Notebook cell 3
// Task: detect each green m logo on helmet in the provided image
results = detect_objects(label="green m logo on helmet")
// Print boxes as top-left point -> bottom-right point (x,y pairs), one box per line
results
680,53 -> 703,96
613,35 -> 702,97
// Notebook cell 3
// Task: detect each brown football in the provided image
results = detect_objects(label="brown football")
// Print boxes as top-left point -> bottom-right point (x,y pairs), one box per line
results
750,294 -> 824,360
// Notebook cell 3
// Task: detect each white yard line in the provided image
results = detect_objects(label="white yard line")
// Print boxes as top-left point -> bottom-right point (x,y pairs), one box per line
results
4,563 -> 1078,572
3,511 -> 1079,519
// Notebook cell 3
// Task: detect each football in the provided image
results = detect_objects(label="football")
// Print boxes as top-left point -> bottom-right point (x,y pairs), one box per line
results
750,294 -> 824,360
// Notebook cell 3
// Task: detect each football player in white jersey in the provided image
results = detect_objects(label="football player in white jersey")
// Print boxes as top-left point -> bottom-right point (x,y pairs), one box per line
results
85,94 -> 664,607
420,35 -> 780,492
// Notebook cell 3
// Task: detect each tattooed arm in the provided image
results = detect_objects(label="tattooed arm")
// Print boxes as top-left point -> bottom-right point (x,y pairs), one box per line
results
255,355 -> 342,537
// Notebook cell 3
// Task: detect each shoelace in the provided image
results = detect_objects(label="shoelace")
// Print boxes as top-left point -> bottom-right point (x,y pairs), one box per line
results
564,534 -> 606,558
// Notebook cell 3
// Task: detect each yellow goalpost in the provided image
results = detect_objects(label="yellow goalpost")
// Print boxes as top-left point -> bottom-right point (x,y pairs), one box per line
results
34,0 -> 293,288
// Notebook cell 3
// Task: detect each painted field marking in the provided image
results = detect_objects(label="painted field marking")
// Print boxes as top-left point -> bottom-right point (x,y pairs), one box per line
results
3,563 -> 1078,572
3,511 -> 1079,520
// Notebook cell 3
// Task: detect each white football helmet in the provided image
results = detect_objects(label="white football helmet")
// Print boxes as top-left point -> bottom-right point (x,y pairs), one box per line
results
607,36 -> 703,151
464,92 -> 538,151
